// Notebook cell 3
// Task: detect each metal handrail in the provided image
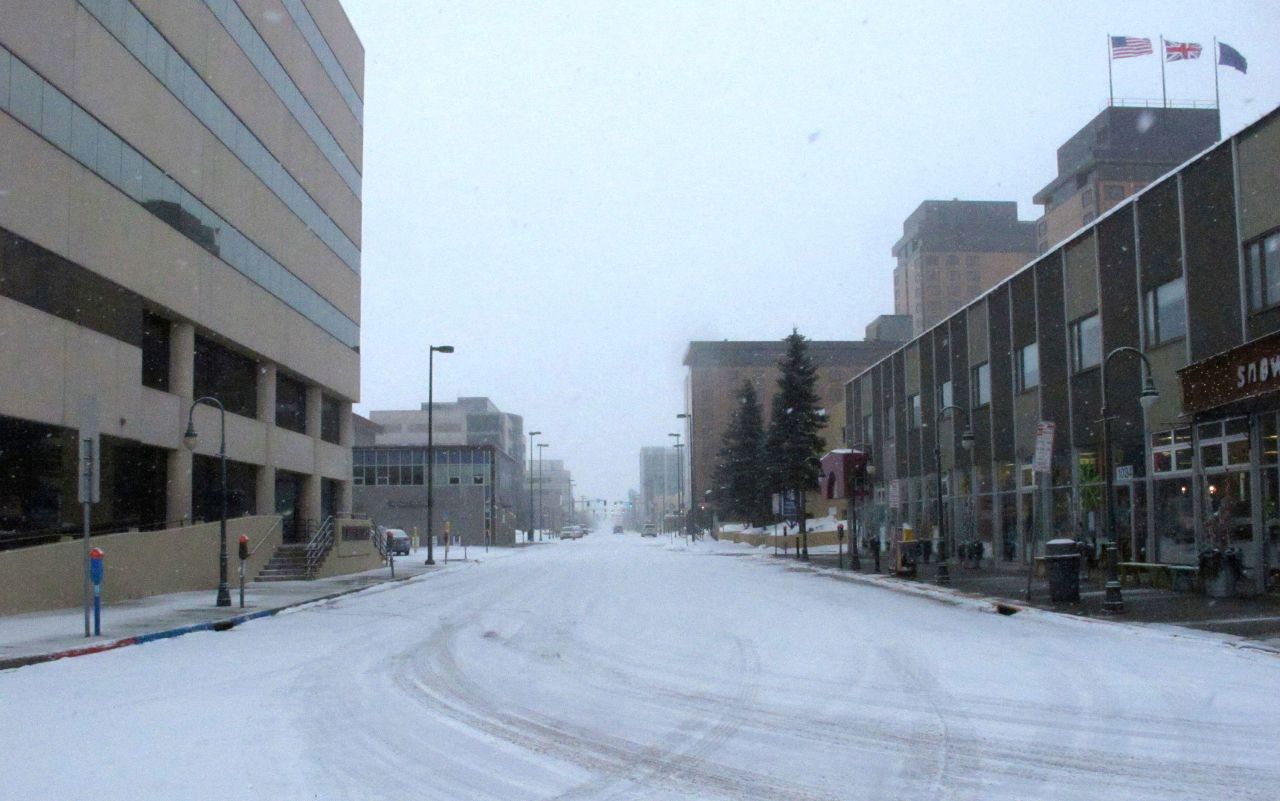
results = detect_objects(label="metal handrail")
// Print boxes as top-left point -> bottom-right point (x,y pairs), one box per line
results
250,516 -> 284,557
302,515 -> 336,575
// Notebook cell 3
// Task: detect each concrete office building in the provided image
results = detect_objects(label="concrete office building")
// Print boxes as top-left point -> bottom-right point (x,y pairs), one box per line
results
1033,105 -> 1220,253
892,200 -> 1037,335
638,446 -> 681,530
684,338 -> 899,526
0,1 -> 363,543
846,105 -> 1280,596
351,399 -> 524,547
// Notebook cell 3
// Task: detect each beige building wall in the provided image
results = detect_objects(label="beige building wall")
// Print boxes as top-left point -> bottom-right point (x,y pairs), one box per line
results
0,2 -> 363,534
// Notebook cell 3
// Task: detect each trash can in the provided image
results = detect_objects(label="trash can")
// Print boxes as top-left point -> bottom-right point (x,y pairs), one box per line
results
1045,538 -> 1080,603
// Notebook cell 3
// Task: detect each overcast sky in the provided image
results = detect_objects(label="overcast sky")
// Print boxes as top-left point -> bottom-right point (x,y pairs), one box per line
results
341,0 -> 1280,503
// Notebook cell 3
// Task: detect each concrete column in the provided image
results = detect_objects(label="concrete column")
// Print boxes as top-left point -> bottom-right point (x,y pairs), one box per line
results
304,385 -> 323,521
256,363 -> 278,516
338,400 -> 354,516
165,322 -> 196,523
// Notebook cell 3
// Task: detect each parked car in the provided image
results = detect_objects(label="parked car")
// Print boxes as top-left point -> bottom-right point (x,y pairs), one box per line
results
613,525 -> 624,534
641,524 -> 657,537
385,528 -> 411,555
560,525 -> 584,540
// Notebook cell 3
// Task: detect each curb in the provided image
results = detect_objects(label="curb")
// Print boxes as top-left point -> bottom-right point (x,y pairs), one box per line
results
0,571 -> 421,673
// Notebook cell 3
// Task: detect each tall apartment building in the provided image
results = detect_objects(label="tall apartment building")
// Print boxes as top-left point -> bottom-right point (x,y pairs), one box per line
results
0,1 -> 363,540
638,446 -> 681,529
1033,105 -> 1220,253
683,339 -> 899,525
892,201 -> 1037,335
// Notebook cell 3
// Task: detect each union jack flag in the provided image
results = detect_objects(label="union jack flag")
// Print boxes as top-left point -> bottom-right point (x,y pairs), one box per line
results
1110,36 -> 1153,59
1165,40 -> 1203,61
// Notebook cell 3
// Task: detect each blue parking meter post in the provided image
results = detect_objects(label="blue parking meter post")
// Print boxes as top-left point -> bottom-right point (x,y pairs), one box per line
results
88,547 -> 104,636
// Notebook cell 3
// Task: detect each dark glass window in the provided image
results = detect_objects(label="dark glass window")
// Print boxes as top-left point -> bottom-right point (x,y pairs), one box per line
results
1070,314 -> 1101,373
193,335 -> 257,418
141,312 -> 171,391
1247,230 -> 1280,312
908,394 -> 921,428
1144,277 -> 1187,345
1016,343 -> 1039,392
321,396 -> 341,444
276,373 -> 308,434
971,362 -> 991,407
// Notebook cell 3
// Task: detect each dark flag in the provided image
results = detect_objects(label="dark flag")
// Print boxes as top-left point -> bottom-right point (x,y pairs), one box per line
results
1219,42 -> 1248,73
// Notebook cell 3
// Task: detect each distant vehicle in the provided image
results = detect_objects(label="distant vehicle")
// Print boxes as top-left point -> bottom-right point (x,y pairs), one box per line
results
641,524 -> 657,537
384,528 -> 411,555
613,525 -> 624,534
560,525 -> 584,540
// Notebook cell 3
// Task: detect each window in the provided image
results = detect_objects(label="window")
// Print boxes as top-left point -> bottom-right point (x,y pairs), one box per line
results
1081,187 -> 1095,208
1036,219 -> 1048,237
862,413 -> 874,445
141,312 -> 170,391
1082,211 -> 1096,225
971,362 -> 990,407
1070,313 -> 1101,372
946,254 -> 959,266
965,254 -> 979,267
1104,183 -> 1126,202
320,396 -> 341,444
1016,343 -> 1039,392
1144,277 -> 1186,345
276,373 -> 308,434
939,380 -> 953,410
909,394 -> 921,428
1246,230 -> 1280,312
1151,428 -> 1193,474
193,335 -> 257,418
925,254 -> 939,266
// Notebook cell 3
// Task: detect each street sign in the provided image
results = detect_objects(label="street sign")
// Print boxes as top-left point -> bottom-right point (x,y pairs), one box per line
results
887,480 -> 900,507
1033,421 -> 1056,474
77,395 -> 100,504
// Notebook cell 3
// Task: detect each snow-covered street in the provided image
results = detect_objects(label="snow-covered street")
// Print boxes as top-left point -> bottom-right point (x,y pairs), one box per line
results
3,534 -> 1278,800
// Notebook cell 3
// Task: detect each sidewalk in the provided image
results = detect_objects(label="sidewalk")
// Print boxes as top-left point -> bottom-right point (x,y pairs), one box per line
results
783,544 -> 1280,648
0,549 -> 457,670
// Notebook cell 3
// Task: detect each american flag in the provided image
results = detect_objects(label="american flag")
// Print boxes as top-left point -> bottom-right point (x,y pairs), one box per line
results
1111,36 -> 1153,59
1165,40 -> 1203,61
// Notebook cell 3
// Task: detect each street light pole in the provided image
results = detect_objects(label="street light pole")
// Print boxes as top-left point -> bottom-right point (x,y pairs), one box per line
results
537,443 -> 549,540
527,430 -> 541,542
677,413 -> 692,536
424,345 -> 454,565
183,397 -> 231,607
669,433 -> 684,541
933,404 -> 975,587
1100,346 -> 1160,614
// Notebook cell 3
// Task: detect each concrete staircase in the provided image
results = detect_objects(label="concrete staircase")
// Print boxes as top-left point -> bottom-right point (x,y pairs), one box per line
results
255,517 -> 337,581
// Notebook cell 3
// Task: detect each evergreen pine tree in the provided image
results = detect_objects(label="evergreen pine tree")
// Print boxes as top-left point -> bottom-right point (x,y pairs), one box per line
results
712,381 -> 769,523
764,329 -> 826,535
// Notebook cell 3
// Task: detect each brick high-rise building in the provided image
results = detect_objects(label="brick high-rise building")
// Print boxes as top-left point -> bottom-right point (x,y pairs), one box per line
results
892,201 -> 1036,335
1032,105 -> 1220,253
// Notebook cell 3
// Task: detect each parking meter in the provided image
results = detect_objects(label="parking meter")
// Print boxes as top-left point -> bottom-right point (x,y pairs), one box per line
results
88,547 -> 104,635
386,530 -> 395,577
237,535 -> 249,608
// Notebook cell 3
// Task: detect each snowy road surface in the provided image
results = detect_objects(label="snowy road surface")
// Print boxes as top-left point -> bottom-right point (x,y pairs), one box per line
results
3,535 -> 1278,800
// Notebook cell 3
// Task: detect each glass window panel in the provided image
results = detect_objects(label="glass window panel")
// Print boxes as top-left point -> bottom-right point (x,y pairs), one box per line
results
8,56 -> 43,129
1227,438 -> 1251,466
39,82 -> 71,150
1150,430 -> 1172,448
1198,421 -> 1223,439
0,50 -> 10,110
1201,444 -> 1224,469
144,24 -> 168,76
1267,234 -> 1280,309
119,145 -> 145,200
1174,427 -> 1192,444
95,126 -> 123,185
412,466 -> 424,485
123,4 -> 149,55
1225,417 -> 1249,437
1263,414 -> 1279,466
1249,241 -> 1265,310
1153,451 -> 1172,473
68,104 -> 97,166
1175,449 -> 1193,471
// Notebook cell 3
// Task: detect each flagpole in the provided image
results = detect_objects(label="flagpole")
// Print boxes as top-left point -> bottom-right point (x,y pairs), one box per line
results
1159,35 -> 1167,107
1213,36 -> 1221,110
1106,33 -> 1114,106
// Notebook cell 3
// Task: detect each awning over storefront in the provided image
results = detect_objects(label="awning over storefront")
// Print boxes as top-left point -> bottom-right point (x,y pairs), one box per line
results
1179,329 -> 1280,417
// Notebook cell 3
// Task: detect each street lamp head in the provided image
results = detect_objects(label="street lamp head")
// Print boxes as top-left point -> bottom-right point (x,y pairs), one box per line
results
960,428 -> 975,451
432,345 -> 455,353
1139,378 -> 1159,412
668,433 -> 679,438
530,430 -> 542,437
865,464 -> 877,479
677,413 -> 691,419
182,420 -> 198,451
